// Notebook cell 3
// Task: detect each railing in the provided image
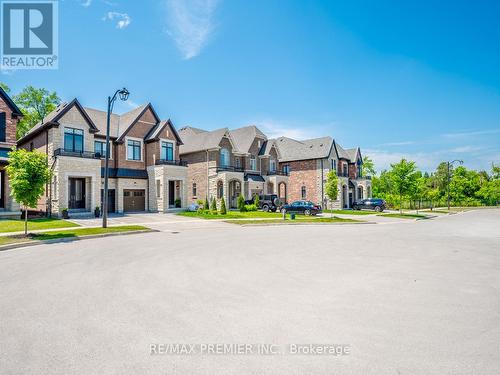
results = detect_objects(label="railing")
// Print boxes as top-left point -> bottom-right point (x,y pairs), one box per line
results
211,165 -> 244,173
54,148 -> 99,159
155,159 -> 188,167
266,170 -> 289,176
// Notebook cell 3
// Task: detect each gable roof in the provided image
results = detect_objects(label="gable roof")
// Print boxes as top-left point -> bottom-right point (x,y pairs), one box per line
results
18,98 -> 98,144
179,126 -> 235,154
116,103 -> 160,142
229,125 -> 267,154
275,136 -> 334,162
259,139 -> 281,159
145,119 -> 183,144
336,143 -> 360,162
0,87 -> 23,117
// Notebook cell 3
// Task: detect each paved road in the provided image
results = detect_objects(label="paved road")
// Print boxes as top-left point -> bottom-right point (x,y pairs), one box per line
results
1,210 -> 499,374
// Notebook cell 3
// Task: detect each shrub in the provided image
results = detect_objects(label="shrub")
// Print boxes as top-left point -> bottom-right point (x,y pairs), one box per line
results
210,197 -> 217,212
204,197 -> 210,210
196,199 -> 204,206
220,197 -> 227,215
244,204 -> 257,212
253,194 -> 260,207
237,194 -> 246,212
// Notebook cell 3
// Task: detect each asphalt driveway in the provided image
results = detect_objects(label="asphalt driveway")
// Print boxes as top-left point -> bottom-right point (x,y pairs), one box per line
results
1,209 -> 499,374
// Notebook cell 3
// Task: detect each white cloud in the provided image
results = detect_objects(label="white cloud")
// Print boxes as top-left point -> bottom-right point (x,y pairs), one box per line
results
102,12 -> 131,29
247,119 -> 327,140
164,0 -> 220,59
441,129 -> 500,138
80,0 -> 92,7
378,141 -> 415,147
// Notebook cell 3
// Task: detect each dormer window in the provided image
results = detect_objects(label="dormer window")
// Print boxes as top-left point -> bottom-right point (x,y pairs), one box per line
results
64,128 -> 84,153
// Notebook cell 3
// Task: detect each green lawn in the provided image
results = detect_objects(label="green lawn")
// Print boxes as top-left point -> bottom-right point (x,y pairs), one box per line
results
0,225 -> 149,247
324,209 -> 375,215
0,218 -> 79,233
378,213 -> 429,219
177,210 -> 283,219
226,217 -> 362,225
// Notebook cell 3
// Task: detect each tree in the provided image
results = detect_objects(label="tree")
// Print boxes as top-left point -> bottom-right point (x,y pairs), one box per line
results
433,162 -> 450,198
210,197 -> 217,212
324,170 -> 339,216
253,194 -> 260,207
204,197 -> 210,211
476,180 -> 500,206
362,156 -> 376,176
13,86 -> 61,139
220,196 -> 227,215
237,194 -> 246,212
0,82 -> 10,92
390,159 -> 418,213
6,149 -> 51,235
492,163 -> 500,180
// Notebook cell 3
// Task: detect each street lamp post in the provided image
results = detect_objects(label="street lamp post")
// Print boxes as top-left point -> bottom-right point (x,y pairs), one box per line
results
447,159 -> 463,211
102,88 -> 130,228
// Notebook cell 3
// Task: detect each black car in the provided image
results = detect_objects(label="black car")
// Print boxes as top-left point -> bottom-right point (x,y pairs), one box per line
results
245,194 -> 280,212
281,200 -> 322,216
352,198 -> 386,212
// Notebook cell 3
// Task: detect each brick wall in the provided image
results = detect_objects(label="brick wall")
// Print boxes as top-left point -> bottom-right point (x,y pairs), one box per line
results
182,151 -> 209,203
286,159 -> 319,203
0,98 -> 18,145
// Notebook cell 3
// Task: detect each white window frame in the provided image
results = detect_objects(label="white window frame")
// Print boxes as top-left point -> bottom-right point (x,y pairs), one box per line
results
126,137 -> 143,162
220,148 -> 230,167
250,156 -> 256,171
160,138 -> 175,161
269,158 -> 276,172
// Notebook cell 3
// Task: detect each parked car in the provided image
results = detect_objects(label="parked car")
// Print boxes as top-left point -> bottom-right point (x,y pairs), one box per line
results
352,198 -> 386,212
245,194 -> 281,212
280,200 -> 322,216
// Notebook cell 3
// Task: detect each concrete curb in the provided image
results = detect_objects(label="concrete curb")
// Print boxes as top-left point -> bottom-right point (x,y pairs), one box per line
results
227,221 -> 374,227
0,229 -> 157,252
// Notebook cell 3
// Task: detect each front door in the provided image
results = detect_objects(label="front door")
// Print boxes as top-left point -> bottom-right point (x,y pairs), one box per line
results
100,189 -> 116,213
168,181 -> 175,207
69,178 -> 86,209
0,169 -> 5,208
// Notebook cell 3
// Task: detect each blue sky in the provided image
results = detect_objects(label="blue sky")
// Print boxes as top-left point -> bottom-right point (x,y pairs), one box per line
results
3,0 -> 500,172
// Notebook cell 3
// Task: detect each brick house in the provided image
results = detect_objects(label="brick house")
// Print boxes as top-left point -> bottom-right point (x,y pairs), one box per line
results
0,87 -> 23,216
274,136 -> 372,209
17,99 -> 187,217
179,125 -> 288,208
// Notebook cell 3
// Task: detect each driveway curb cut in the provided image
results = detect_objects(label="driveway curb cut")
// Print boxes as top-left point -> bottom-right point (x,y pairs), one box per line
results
0,229 -> 157,252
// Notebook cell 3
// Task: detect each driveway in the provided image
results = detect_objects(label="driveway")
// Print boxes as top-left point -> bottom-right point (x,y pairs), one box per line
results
1,210 -> 499,374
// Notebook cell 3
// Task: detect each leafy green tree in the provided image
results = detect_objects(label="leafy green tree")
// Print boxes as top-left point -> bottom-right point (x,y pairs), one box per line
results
433,162 -> 450,198
219,196 -> 227,215
210,197 -> 217,212
492,163 -> 500,180
476,180 -> 500,206
253,194 -> 260,207
449,166 -> 481,205
0,82 -> 10,92
324,170 -> 339,216
237,194 -> 246,212
362,156 -> 376,176
13,86 -> 61,139
6,149 -> 51,235
390,159 -> 418,213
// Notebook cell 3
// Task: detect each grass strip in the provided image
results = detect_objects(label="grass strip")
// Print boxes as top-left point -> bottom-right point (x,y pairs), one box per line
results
0,218 -> 80,233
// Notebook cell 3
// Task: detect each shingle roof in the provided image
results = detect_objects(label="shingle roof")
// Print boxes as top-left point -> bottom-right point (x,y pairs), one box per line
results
275,136 -> 334,162
144,119 -> 183,144
179,126 -> 231,154
0,87 -> 23,116
336,143 -> 359,161
229,125 -> 267,154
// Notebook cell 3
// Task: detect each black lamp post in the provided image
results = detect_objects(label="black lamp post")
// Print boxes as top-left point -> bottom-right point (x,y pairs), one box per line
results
102,88 -> 130,228
447,159 -> 463,211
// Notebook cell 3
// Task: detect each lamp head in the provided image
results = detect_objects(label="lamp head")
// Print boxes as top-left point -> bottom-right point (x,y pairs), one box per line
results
118,88 -> 130,101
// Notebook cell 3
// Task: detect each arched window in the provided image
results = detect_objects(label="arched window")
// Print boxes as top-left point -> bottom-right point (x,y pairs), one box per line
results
301,186 -> 306,199
220,148 -> 230,167
217,180 -> 224,199
192,183 -> 197,197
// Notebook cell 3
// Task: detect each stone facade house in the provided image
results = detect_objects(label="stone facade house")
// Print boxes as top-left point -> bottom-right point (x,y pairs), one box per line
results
179,125 -> 288,208
274,136 -> 372,209
17,99 -> 187,217
0,87 -> 23,217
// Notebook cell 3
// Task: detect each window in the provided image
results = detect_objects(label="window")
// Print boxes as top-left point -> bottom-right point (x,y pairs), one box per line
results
250,156 -> 256,171
217,180 -> 224,199
331,159 -> 337,171
269,158 -> 276,172
235,158 -> 240,168
282,165 -> 290,175
156,180 -> 161,198
0,112 -> 6,142
127,139 -> 141,161
192,183 -> 197,197
64,128 -> 84,152
220,148 -> 230,167
94,141 -> 111,158
301,186 -> 306,199
161,141 -> 174,161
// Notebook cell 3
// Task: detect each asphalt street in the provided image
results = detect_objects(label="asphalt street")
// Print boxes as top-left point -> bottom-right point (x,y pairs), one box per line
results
1,209 -> 499,374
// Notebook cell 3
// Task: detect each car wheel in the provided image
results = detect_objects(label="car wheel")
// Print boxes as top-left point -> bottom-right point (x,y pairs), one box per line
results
262,204 -> 269,212
374,206 -> 382,212
270,208 -> 277,212
304,209 -> 311,216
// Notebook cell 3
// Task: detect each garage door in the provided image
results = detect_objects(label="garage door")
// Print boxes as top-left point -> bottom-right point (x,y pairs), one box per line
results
123,189 -> 145,212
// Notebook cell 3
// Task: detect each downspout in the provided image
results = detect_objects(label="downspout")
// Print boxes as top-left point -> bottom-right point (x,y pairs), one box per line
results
206,150 -> 209,200
320,159 -> 324,207
145,141 -> 149,212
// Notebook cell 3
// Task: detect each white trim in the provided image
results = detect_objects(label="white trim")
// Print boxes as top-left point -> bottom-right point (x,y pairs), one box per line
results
125,136 -> 143,162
